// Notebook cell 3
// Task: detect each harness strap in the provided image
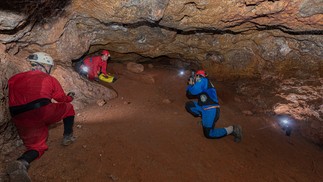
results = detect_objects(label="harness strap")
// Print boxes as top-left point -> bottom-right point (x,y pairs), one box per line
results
203,105 -> 220,110
9,98 -> 51,117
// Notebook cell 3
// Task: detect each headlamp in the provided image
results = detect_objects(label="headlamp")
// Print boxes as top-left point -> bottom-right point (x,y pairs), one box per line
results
82,66 -> 89,72
30,62 -> 38,66
277,116 -> 293,136
179,70 -> 185,76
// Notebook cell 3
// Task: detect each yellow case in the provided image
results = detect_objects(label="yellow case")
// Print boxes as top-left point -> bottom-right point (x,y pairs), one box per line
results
99,73 -> 115,83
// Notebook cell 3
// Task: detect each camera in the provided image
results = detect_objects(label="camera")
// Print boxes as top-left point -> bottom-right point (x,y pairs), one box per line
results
187,70 -> 195,85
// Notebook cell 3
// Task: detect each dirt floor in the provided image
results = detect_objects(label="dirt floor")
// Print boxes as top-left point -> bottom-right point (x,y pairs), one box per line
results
6,64 -> 323,182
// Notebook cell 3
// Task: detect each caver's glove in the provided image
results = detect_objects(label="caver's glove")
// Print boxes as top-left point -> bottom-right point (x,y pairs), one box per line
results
188,77 -> 194,85
67,92 -> 75,99
187,70 -> 195,85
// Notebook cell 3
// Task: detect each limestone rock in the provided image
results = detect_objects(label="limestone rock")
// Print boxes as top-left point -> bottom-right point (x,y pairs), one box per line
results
162,99 -> 172,104
242,110 -> 254,116
96,99 -> 106,107
127,62 -> 144,73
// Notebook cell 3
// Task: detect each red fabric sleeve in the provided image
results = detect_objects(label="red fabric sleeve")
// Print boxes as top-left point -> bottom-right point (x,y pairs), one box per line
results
99,61 -> 107,75
50,77 -> 73,103
8,71 -> 73,106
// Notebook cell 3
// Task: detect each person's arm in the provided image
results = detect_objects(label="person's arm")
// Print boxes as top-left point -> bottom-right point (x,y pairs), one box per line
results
186,78 -> 206,95
100,61 -> 107,75
50,77 -> 73,103
93,58 -> 101,77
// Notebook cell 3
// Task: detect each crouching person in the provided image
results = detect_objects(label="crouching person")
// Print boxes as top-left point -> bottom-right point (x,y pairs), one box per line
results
6,52 -> 76,182
185,70 -> 242,142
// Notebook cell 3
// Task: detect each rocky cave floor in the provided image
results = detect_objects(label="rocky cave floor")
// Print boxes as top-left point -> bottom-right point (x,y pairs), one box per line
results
1,63 -> 323,182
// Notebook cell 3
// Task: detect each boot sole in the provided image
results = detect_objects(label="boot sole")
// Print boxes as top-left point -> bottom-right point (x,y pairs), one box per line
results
234,125 -> 243,143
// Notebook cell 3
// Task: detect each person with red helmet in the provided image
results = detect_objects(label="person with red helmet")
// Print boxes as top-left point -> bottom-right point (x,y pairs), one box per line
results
6,52 -> 76,181
79,50 -> 110,81
186,69 -> 242,142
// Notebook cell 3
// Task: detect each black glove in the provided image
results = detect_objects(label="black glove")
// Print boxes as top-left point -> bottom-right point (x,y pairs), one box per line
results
187,77 -> 194,85
67,92 -> 75,99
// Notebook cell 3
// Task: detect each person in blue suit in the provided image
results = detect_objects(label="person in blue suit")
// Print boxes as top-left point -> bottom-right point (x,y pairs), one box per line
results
185,70 -> 242,142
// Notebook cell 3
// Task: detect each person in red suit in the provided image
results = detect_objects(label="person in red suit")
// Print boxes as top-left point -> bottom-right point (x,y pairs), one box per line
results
6,52 -> 76,182
80,50 -> 110,81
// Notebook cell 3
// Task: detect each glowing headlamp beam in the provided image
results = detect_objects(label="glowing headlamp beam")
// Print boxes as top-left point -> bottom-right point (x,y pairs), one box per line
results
178,70 -> 185,76
82,66 -> 89,72
282,119 -> 289,125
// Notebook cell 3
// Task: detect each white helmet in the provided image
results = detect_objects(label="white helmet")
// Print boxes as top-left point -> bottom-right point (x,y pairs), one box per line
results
27,52 -> 54,66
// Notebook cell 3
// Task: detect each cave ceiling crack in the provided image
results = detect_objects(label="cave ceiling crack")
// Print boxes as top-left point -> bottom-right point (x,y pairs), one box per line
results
244,0 -> 280,7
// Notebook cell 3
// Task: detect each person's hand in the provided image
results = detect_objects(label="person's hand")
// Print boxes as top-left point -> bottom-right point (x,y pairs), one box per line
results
188,77 -> 194,85
104,73 -> 112,78
67,92 -> 75,99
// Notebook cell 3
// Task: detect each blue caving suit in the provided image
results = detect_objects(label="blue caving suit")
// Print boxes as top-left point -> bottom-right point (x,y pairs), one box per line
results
185,77 -> 227,138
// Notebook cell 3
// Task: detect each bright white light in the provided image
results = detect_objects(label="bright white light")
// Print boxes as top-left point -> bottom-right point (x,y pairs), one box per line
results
82,66 -> 89,72
282,119 -> 289,125
179,70 -> 185,76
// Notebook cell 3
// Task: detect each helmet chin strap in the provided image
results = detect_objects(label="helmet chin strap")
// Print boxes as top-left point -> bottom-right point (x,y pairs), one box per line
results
32,63 -> 52,74
47,65 -> 52,74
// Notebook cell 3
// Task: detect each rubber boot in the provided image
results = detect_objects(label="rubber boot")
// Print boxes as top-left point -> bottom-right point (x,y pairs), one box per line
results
232,125 -> 242,143
62,134 -> 76,146
6,160 -> 31,182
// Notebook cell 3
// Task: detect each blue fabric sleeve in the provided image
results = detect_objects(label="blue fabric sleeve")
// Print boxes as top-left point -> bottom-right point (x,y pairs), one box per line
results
186,78 -> 207,95
206,88 -> 219,104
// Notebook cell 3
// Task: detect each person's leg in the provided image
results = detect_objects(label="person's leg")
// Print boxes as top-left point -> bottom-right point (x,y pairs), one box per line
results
12,114 -> 50,159
185,101 -> 201,117
17,150 -> 39,164
231,125 -> 243,143
88,68 -> 96,81
40,103 -> 76,146
7,149 -> 39,181
8,117 -> 46,182
63,116 -> 74,136
201,108 -> 227,139
62,116 -> 76,146
6,159 -> 31,182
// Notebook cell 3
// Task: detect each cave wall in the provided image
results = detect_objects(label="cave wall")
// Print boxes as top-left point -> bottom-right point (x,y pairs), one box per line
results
2,0 -> 321,79
0,0 -> 322,147
0,47 -> 117,161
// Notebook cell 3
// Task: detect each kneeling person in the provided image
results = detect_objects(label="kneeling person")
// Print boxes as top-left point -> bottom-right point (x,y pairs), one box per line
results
185,70 -> 242,142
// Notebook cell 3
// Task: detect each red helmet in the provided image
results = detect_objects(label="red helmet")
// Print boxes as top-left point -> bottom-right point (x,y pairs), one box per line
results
195,70 -> 207,77
101,50 -> 110,56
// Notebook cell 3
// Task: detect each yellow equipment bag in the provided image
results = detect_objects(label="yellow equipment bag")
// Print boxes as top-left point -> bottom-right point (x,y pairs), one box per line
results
99,73 -> 115,83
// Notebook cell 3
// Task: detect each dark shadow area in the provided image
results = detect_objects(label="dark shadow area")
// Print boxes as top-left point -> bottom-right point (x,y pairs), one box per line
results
105,20 -> 323,36
0,0 -> 71,34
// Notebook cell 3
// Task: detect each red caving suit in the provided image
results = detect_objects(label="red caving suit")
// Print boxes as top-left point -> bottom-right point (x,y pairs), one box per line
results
83,56 -> 107,80
8,70 -> 75,157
